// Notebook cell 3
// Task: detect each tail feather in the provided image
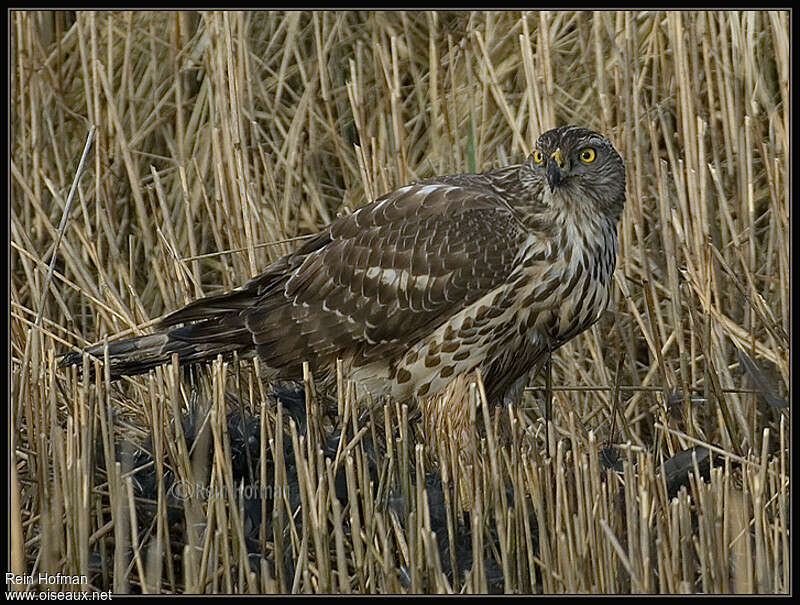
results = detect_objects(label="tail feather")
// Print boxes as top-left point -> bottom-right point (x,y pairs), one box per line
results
60,267 -> 294,378
159,288 -> 259,328
60,320 -> 253,379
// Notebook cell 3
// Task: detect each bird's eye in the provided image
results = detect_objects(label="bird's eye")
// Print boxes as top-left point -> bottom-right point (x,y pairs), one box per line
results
579,147 -> 597,163
533,150 -> 544,164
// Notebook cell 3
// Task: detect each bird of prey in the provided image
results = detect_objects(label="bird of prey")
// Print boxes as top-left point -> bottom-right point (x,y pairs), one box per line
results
62,125 -> 625,444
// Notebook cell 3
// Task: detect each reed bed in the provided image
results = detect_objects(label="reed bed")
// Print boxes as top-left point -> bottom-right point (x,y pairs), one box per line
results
10,10 -> 789,594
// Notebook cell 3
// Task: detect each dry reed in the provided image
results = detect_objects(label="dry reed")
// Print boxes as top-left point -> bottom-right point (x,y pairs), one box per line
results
10,10 -> 789,594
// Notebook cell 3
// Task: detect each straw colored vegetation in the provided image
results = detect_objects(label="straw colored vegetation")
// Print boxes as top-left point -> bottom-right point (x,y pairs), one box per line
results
10,10 -> 789,594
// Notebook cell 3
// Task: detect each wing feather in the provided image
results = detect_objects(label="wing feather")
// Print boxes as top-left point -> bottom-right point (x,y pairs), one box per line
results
152,176 -> 530,378
243,180 -> 529,371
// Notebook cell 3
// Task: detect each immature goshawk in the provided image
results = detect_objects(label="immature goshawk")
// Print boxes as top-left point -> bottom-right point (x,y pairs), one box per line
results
63,125 -> 625,441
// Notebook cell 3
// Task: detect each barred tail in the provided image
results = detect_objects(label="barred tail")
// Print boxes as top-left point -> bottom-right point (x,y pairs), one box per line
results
60,318 -> 253,379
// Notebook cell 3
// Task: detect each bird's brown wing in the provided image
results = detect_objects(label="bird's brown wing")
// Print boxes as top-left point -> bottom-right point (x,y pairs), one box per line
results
163,180 -> 531,375
249,181 -> 531,371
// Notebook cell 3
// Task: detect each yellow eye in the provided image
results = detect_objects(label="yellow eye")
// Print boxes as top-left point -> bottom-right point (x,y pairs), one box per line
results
533,150 -> 544,164
579,147 -> 596,163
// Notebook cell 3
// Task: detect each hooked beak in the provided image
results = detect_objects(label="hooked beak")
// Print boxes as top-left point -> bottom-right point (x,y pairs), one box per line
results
546,149 -> 566,192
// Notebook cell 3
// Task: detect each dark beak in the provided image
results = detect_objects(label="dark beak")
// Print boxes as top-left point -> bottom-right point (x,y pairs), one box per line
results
546,149 -> 565,192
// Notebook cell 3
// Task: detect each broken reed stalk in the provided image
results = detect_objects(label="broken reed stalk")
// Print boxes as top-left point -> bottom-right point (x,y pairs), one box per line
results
10,10 -> 788,595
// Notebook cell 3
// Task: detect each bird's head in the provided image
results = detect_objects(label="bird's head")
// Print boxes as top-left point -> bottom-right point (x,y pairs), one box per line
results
522,125 -> 626,222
